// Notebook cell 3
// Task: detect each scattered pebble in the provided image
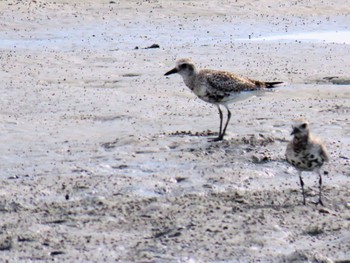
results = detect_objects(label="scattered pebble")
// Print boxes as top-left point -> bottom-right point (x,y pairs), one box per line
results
144,44 -> 160,49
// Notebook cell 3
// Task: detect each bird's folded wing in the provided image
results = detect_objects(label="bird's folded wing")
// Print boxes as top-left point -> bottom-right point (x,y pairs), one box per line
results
205,71 -> 258,93
320,144 -> 330,162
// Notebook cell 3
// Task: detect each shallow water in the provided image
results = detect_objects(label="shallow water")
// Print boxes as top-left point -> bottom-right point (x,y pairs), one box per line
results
249,30 -> 350,44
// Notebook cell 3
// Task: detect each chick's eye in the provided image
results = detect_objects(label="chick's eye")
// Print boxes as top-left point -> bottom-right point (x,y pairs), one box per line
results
301,123 -> 307,129
180,64 -> 187,69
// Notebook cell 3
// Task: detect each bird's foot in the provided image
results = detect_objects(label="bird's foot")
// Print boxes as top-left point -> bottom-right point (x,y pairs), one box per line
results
300,195 -> 306,206
208,136 -> 223,142
314,199 -> 324,206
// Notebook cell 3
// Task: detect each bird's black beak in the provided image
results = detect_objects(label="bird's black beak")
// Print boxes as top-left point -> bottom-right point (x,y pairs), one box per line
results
164,68 -> 178,76
291,127 -> 299,135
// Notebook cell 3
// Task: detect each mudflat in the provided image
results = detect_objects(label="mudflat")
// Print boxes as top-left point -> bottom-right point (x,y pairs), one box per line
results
0,0 -> 349,262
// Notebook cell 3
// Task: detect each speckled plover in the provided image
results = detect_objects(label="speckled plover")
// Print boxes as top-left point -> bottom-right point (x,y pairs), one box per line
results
165,58 -> 283,141
286,119 -> 330,206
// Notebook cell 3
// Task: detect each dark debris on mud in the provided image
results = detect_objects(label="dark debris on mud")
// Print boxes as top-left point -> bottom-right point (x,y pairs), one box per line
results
319,104 -> 350,114
167,129 -> 218,137
315,76 -> 350,85
236,133 -> 275,146
101,138 -> 119,150
167,130 -> 276,146
117,187 -> 349,262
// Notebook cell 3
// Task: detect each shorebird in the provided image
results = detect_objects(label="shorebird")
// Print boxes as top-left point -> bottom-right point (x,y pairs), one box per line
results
286,119 -> 330,206
164,58 -> 283,141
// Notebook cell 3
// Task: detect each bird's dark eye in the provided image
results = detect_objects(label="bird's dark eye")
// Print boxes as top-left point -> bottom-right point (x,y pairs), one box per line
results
180,64 -> 187,69
301,123 -> 307,129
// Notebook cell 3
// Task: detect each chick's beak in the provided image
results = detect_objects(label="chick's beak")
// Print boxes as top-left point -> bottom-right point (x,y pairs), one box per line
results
164,68 -> 178,76
291,127 -> 299,135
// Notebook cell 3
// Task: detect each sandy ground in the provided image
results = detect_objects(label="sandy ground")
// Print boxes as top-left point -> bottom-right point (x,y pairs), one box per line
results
0,0 -> 350,262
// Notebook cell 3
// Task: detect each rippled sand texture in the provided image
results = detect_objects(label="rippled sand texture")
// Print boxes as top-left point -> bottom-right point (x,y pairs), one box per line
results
0,0 -> 349,262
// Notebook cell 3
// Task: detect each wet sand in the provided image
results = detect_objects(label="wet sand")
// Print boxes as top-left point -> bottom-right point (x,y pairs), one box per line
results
0,0 -> 349,262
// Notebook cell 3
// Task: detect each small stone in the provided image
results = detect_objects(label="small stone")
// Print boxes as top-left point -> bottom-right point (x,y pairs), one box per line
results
319,207 -> 331,214
305,225 -> 324,236
50,251 -> 65,256
175,177 -> 186,183
144,44 -> 160,49
252,155 -> 261,163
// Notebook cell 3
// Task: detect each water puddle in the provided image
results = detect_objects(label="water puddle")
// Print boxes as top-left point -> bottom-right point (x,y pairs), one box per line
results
246,30 -> 350,44
0,27 -> 111,50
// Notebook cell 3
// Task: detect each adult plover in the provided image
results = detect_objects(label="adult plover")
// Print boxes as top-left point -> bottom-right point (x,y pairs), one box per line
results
164,58 -> 283,141
286,119 -> 330,206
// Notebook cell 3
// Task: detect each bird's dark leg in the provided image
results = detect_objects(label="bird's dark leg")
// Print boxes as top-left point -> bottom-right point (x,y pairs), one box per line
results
209,105 -> 223,142
217,105 -> 223,138
221,105 -> 231,139
316,170 -> 324,206
299,171 -> 306,205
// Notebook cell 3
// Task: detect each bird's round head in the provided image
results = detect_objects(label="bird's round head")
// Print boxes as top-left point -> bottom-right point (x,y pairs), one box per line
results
164,58 -> 196,77
291,119 -> 310,137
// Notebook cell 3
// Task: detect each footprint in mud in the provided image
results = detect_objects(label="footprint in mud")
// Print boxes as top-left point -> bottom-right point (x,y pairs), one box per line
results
101,138 -> 119,150
122,73 -> 141,77
93,115 -> 130,122
0,236 -> 12,251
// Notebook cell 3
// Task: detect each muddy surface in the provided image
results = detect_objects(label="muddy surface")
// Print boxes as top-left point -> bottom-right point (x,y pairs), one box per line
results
0,0 -> 349,262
